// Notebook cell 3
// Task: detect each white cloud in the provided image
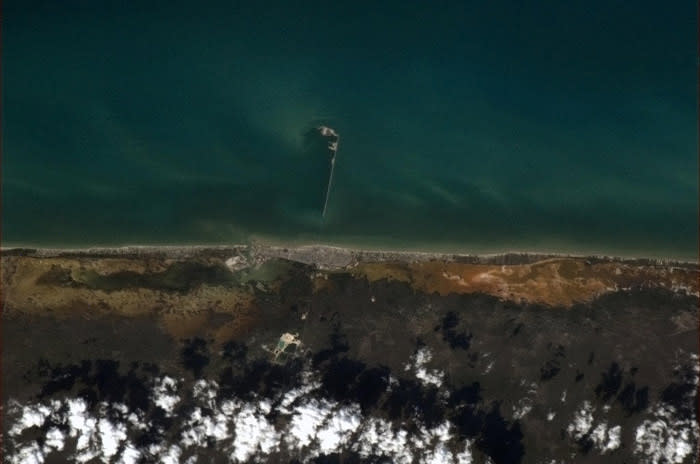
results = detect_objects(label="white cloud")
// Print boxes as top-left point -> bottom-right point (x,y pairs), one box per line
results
9,442 -> 45,464
0,347 -> 590,464
4,381 -> 466,464
512,402 -> 532,420
405,347 -> 445,388
118,444 -> 141,464
8,402 -> 51,437
423,443 -> 454,464
316,405 -> 361,453
566,401 -> 622,454
192,379 -> 219,408
2,358 -> 458,464
43,427 -> 65,453
181,406 -> 232,448
567,401 -> 595,440
152,376 -> 181,416
19,345 -> 695,464
231,401 -> 279,462
454,440 -> 474,464
98,417 -> 127,460
279,371 -> 321,414
634,403 -> 698,464
632,351 -> 700,464
159,445 -> 182,464
352,417 -> 414,463
603,425 -> 621,453
590,422 -> 621,454
512,383 -> 537,420
287,398 -> 333,449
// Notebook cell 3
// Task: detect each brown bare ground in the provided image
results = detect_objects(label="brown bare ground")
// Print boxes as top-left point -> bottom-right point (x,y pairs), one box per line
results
350,258 -> 698,306
1,256 -> 257,342
2,254 -> 697,342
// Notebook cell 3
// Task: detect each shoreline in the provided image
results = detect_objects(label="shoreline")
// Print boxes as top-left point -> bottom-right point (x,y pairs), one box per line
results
1,243 -> 697,269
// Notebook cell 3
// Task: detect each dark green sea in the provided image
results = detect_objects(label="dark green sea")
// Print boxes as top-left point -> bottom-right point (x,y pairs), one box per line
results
2,1 -> 697,260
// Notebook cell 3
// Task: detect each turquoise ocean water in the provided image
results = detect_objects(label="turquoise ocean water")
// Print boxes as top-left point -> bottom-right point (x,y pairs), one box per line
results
2,1 -> 697,259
